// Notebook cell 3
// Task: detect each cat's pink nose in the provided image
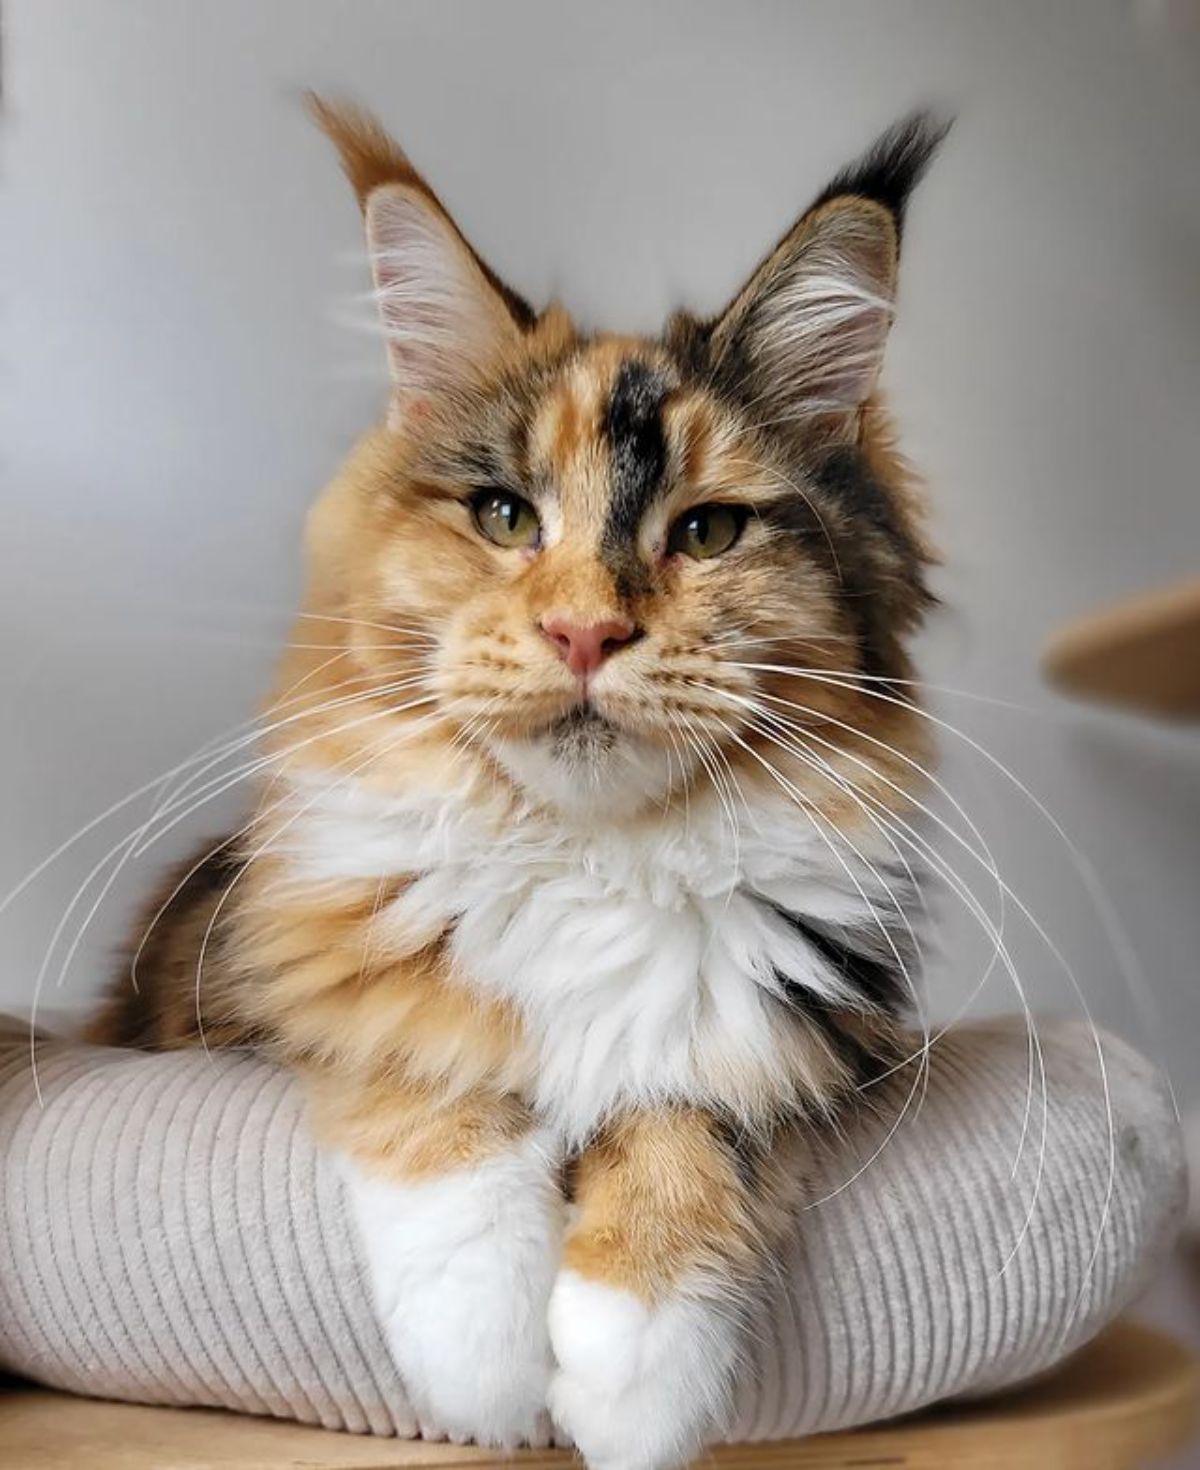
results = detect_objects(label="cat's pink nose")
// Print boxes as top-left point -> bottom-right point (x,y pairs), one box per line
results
539,615 -> 640,678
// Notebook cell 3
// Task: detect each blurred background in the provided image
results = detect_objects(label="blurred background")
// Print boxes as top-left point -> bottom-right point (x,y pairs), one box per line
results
2,0 -> 1198,1447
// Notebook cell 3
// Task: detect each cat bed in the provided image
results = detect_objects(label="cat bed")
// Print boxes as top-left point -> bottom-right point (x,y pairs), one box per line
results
0,1015 -> 1185,1442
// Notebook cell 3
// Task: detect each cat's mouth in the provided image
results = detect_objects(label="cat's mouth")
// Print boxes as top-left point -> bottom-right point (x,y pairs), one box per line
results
545,704 -> 620,759
489,698 -> 676,815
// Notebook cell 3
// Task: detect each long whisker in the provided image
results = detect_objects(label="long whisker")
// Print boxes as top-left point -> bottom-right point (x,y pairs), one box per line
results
699,708 -> 925,1041
737,666 -> 1114,1003
746,699 -> 930,937
688,677 -> 1053,1225
787,742 -> 1052,1264
710,630 -> 859,652
286,609 -> 440,640
719,716 -> 1039,1225
707,681 -> 1044,1187
740,706 -> 1028,1139
26,681 -> 440,1096
669,711 -> 731,862
190,713 -> 436,1057
157,658 -> 427,819
45,670 -> 432,1004
721,658 -> 1041,717
664,720 -> 693,838
279,640 -> 436,653
123,689 -> 440,996
716,716 -> 928,1048
17,651 -> 389,1091
703,714 -> 934,1194
722,667 -> 1110,1280
131,672 -> 434,852
49,658 -> 424,1000
691,715 -> 746,901
0,644 -> 429,927
687,685 -> 927,956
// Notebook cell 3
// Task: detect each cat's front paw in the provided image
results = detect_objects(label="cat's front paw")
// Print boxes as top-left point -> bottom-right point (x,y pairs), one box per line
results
341,1135 -> 562,1447
547,1269 -> 740,1470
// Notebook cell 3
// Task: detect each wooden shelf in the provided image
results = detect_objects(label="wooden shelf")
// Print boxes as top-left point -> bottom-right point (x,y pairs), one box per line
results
1043,578 -> 1200,721
0,1322 -> 1195,1469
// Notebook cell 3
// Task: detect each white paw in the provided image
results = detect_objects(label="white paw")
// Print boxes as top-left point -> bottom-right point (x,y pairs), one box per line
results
340,1132 -> 563,1447
547,1269 -> 740,1470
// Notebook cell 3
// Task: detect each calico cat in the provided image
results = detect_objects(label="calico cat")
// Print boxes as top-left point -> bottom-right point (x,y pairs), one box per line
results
89,98 -> 946,1470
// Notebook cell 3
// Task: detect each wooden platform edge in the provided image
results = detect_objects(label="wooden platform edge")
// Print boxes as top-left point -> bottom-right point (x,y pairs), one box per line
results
0,1322 -> 1196,1469
1042,576 -> 1200,720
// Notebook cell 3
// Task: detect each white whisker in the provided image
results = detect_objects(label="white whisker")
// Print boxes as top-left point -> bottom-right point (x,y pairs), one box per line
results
721,663 -> 1115,1279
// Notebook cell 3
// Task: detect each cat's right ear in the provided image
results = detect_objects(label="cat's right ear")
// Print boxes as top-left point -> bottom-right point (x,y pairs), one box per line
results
308,95 -> 533,427
708,112 -> 949,429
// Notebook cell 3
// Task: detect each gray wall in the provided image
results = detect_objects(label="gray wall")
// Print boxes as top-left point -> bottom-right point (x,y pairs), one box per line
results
3,1 -> 1198,1100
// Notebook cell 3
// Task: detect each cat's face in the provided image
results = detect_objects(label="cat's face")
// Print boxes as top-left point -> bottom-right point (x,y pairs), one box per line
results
292,102 -> 943,819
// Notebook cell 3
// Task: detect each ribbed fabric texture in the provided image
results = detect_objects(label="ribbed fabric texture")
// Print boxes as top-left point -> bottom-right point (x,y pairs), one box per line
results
0,1017 -> 1185,1440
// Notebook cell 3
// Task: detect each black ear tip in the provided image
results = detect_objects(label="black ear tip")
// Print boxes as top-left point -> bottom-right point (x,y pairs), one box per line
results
813,109 -> 953,231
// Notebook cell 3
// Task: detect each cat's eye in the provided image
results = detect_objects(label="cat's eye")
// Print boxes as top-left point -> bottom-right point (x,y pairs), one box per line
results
666,503 -> 747,561
470,489 -> 541,550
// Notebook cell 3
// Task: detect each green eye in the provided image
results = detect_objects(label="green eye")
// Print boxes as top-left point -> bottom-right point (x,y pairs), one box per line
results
666,503 -> 747,561
470,489 -> 541,550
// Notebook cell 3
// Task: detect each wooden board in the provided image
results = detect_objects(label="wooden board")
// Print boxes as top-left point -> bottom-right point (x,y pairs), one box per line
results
0,1322 -> 1195,1470
1042,578 -> 1200,720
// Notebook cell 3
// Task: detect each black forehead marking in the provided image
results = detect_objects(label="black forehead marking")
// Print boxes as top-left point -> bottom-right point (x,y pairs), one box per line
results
600,359 -> 669,591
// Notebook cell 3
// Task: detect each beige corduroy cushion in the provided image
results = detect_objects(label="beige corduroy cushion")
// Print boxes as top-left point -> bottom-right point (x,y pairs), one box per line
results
0,1016 -> 1185,1440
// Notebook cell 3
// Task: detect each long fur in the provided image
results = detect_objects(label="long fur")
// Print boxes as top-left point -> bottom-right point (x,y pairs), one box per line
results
89,101 -> 948,1469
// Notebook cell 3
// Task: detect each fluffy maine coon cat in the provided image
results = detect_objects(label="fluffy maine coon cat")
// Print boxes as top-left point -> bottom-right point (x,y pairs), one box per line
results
90,99 -> 947,1470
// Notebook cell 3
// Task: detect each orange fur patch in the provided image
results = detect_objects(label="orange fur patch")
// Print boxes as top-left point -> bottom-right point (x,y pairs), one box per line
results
563,1110 -> 814,1300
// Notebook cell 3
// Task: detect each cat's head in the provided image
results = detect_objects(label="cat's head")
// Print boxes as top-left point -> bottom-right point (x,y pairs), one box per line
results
290,99 -> 946,820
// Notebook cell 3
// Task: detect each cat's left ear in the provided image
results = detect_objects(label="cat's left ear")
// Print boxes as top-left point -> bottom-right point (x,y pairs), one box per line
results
308,95 -> 534,426
709,112 -> 949,425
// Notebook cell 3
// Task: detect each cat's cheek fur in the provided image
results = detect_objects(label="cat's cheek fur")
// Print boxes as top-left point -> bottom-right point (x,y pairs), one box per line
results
547,1269 -> 740,1470
339,1133 -> 563,1447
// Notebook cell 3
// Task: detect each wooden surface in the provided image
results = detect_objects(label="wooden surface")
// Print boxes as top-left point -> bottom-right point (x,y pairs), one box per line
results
0,1322 -> 1195,1470
1042,577 -> 1200,720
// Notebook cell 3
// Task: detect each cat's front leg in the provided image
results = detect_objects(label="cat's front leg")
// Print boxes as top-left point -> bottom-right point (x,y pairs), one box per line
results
549,1109 -> 804,1470
322,1079 -> 564,1446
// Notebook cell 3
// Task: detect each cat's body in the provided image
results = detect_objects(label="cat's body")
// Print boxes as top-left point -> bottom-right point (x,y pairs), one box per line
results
90,101 -> 945,1470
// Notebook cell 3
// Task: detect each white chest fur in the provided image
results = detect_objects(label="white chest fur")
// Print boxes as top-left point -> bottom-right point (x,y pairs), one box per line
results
277,773 -> 914,1142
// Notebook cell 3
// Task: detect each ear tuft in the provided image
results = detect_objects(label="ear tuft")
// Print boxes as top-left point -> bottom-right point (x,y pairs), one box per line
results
710,110 -> 950,421
305,93 -> 427,211
308,93 -> 535,419
807,110 -> 952,240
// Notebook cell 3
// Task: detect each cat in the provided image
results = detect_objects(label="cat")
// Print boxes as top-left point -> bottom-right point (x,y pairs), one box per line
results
89,97 -> 946,1470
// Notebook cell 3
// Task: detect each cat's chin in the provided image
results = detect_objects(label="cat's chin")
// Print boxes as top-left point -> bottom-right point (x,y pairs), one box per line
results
488,712 -> 678,821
